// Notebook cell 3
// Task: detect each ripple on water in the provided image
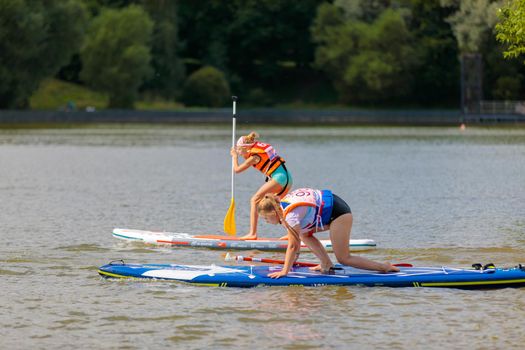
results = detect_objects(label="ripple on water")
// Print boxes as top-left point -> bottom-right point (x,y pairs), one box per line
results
103,314 -> 188,322
55,244 -> 108,252
0,268 -> 32,276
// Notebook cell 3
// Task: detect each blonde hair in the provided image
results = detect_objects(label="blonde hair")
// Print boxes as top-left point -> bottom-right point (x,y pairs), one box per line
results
243,131 -> 259,144
257,193 -> 281,215
258,193 -> 300,238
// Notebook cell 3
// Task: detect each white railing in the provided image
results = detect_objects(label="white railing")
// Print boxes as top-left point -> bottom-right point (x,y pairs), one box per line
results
479,100 -> 525,115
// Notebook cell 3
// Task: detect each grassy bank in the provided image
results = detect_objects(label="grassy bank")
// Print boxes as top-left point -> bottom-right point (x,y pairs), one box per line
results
29,79 -> 183,111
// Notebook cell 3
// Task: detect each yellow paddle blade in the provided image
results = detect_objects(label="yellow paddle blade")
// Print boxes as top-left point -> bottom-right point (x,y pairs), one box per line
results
223,197 -> 236,235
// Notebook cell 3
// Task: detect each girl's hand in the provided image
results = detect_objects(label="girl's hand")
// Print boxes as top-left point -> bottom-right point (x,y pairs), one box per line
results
268,270 -> 288,279
230,147 -> 238,157
383,263 -> 400,273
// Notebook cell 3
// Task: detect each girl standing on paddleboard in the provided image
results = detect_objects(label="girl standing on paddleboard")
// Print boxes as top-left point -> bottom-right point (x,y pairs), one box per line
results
230,131 -> 293,240
257,188 -> 399,278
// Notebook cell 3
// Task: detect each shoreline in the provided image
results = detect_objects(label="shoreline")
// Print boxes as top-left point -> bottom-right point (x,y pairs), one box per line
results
1,109 -> 524,126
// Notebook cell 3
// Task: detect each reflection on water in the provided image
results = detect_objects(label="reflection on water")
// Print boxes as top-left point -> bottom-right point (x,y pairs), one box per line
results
0,125 -> 524,349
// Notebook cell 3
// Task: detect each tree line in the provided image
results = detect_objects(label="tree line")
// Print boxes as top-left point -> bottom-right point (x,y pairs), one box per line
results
0,0 -> 523,110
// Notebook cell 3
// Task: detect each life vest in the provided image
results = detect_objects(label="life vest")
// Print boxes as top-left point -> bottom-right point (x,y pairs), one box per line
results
247,141 -> 285,176
280,188 -> 334,233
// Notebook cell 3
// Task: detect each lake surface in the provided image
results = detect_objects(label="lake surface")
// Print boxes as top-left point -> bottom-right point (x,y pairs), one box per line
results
0,125 -> 524,349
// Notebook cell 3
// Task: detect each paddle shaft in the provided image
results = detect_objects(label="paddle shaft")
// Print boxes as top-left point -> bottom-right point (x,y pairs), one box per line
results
223,97 -> 237,235
228,255 -> 413,268
231,255 -> 317,267
231,97 -> 237,199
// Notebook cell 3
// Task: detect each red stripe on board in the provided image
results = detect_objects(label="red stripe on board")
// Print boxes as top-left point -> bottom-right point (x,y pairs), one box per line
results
157,240 -> 190,245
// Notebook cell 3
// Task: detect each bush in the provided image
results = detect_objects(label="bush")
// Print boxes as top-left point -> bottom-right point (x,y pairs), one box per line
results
246,88 -> 274,106
493,76 -> 522,100
182,66 -> 230,107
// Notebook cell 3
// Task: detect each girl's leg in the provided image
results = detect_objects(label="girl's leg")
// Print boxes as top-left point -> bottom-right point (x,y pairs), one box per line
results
240,179 -> 283,240
329,213 -> 399,272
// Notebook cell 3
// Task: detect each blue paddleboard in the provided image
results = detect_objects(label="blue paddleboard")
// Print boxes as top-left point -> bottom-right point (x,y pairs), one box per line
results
98,261 -> 525,289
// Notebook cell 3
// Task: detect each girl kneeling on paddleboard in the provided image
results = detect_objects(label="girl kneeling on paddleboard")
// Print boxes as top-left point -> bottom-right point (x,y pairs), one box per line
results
257,188 -> 399,278
230,131 -> 293,240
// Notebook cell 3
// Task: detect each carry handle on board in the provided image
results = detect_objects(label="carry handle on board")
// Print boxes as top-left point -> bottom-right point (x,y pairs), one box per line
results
472,263 -> 496,271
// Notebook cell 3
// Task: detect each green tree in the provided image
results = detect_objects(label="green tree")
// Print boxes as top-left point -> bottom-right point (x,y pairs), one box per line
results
495,0 -> 525,61
481,31 -> 525,100
81,0 -> 185,99
81,0 -> 135,15
177,0 -> 320,94
442,1 -> 519,106
182,66 -> 230,107
0,0 -> 88,108
312,2 -> 419,103
442,0 -> 502,54
140,0 -> 185,100
80,5 -> 153,108
402,0 -> 459,106
227,0 -> 319,77
177,0 -> 234,72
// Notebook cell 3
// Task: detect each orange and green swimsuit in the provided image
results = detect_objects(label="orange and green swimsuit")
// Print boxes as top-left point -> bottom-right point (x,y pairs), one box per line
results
245,141 -> 292,196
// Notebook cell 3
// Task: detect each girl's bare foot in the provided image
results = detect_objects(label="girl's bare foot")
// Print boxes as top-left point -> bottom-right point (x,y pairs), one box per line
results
309,264 -> 335,274
309,264 -> 322,272
239,234 -> 257,240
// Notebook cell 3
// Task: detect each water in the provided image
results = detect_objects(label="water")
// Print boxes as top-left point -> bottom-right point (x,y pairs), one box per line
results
0,125 -> 524,349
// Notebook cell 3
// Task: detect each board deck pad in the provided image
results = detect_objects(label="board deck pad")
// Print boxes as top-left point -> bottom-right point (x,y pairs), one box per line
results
98,261 -> 525,289
112,228 -> 377,252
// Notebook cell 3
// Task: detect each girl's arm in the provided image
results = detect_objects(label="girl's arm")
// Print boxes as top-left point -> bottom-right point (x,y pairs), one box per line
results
230,148 -> 260,173
300,235 -> 333,272
268,224 -> 301,278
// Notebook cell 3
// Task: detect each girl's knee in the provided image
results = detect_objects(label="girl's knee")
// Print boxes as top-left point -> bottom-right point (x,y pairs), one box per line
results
335,254 -> 351,264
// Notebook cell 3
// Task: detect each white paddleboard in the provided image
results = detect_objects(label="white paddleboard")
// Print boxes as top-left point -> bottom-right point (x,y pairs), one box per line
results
112,228 -> 377,252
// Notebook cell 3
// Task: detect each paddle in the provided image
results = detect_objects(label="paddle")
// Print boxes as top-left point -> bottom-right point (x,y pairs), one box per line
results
223,96 -> 238,235
225,253 -> 413,268
225,253 -> 317,267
